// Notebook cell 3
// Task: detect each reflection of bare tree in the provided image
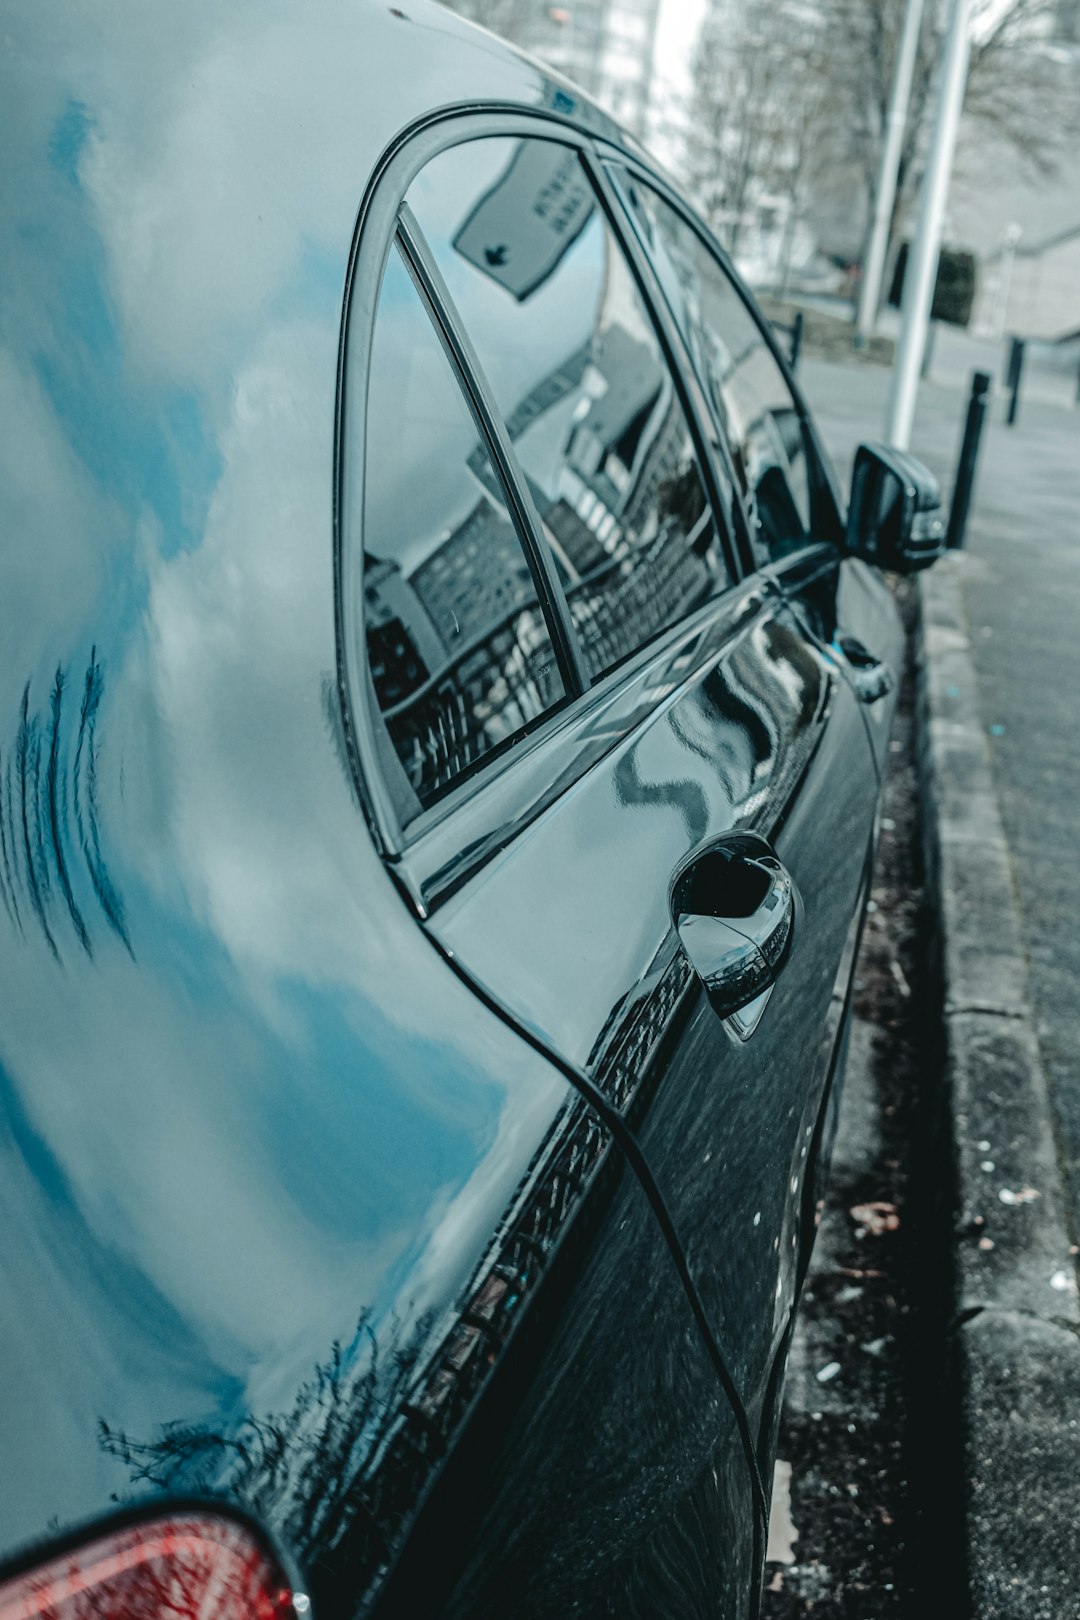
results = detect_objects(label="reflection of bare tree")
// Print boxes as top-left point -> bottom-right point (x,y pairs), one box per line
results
48,668 -> 90,955
74,650 -> 132,956
16,684 -> 58,960
0,651 -> 131,961
0,746 -> 19,933
99,1312 -> 433,1611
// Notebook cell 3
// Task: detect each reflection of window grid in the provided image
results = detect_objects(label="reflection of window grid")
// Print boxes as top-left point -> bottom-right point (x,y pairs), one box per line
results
607,11 -> 648,42
385,606 -> 560,803
568,502 -> 718,681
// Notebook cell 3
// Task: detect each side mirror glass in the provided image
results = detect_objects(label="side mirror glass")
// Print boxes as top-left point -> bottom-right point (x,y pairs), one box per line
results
845,441 -> 944,574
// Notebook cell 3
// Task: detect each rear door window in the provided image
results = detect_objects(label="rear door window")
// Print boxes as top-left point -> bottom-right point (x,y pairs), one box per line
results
364,244 -> 567,810
404,137 -> 732,683
613,171 -> 817,563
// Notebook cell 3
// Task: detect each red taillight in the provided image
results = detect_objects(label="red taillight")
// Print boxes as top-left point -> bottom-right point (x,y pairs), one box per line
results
0,1511 -> 307,1620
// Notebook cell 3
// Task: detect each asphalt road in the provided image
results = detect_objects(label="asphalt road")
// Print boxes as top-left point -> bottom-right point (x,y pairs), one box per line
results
800,351 -> 1080,1248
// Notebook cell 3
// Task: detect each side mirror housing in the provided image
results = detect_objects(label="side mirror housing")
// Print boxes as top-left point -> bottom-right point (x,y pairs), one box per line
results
845,441 -> 944,574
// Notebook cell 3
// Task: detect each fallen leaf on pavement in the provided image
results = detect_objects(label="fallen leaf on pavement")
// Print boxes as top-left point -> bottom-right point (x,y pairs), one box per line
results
849,1200 -> 900,1235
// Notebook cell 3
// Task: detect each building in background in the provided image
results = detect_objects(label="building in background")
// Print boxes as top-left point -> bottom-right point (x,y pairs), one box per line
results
520,3 -> 607,99
973,222 -> 1080,344
592,0 -> 663,135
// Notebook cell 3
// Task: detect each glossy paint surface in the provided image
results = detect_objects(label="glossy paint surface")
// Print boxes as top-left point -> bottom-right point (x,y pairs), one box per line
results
0,0 -> 620,1606
774,550 -> 908,778
379,1167 -> 756,1620
1,2 -> 904,1615
429,571 -> 881,1592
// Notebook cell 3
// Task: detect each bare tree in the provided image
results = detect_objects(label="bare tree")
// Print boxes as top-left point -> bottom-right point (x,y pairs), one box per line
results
964,0 -> 1080,171
685,0 -> 817,254
820,0 -> 1078,261
685,0 -> 1080,276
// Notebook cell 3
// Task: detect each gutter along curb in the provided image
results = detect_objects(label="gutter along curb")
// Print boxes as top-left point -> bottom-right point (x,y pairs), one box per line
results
915,557 -> 1080,1617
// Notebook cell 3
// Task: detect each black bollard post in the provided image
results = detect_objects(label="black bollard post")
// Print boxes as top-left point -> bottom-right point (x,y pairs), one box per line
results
789,310 -> 803,374
946,371 -> 991,550
1005,336 -> 1025,426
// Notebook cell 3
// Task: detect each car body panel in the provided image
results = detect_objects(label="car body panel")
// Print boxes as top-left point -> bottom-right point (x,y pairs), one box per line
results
0,0 -> 610,1590
372,1165 -> 756,1620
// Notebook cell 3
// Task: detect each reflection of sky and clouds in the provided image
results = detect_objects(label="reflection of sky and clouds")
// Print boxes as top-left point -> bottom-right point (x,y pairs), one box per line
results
0,0 -> 571,1552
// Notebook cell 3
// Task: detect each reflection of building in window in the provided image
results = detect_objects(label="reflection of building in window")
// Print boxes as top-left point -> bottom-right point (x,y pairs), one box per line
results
366,495 -> 536,704
624,180 -> 813,556
365,182 -> 725,803
410,498 -> 533,648
365,556 -> 445,709
461,310 -> 718,685
366,492 -> 558,805
494,305 -> 718,680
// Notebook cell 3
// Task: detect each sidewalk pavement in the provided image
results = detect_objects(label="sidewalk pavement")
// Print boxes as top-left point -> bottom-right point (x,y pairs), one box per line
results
798,355 -> 1080,1613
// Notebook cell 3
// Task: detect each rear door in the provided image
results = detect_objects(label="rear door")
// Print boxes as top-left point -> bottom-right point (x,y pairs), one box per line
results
344,120 -> 882,1606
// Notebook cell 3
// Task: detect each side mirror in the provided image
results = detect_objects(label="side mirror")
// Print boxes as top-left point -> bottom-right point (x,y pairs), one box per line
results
845,442 -> 944,574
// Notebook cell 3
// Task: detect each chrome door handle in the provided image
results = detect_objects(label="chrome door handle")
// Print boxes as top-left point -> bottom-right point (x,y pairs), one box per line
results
829,633 -> 893,704
669,833 -> 802,1041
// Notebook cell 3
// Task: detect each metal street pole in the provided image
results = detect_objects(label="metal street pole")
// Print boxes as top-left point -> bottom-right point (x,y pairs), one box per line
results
884,0 -> 972,449
854,0 -> 926,345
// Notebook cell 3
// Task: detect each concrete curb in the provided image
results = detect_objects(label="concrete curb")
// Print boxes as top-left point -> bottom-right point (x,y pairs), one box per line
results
916,556 -> 1080,1617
